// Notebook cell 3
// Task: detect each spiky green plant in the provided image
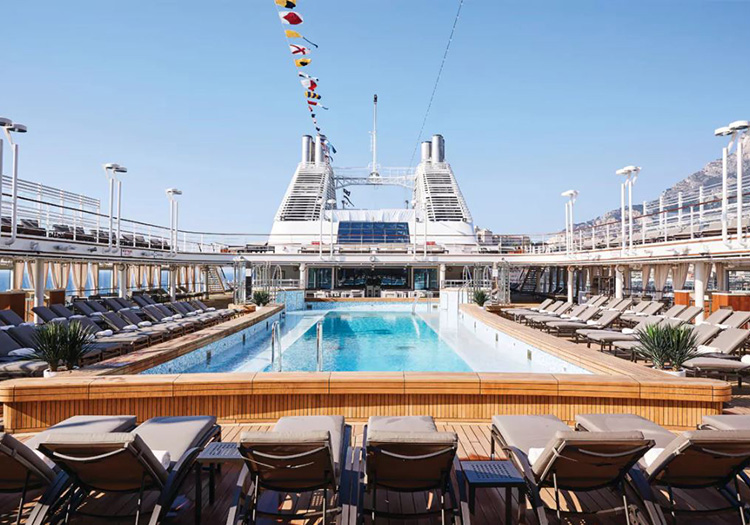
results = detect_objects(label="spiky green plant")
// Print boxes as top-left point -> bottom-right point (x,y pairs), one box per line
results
31,321 -> 95,371
634,323 -> 698,371
473,290 -> 488,307
252,290 -> 271,306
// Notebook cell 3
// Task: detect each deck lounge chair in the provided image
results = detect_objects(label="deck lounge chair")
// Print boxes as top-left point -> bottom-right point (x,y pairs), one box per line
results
1,415 -> 135,525
613,322 -> 722,362
31,306 -> 65,324
620,301 -> 666,324
577,315 -> 663,349
682,328 -> 750,385
72,301 -> 102,317
491,414 -> 652,525
0,331 -> 47,378
668,305 -> 702,323
49,304 -> 75,319
362,416 -> 462,524
141,305 -> 197,332
229,415 -> 350,524
598,297 -> 622,310
98,311 -> 167,345
0,309 -> 32,327
118,308 -> 185,337
546,308 -> 621,338
503,298 -> 554,318
576,413 -> 750,524
511,300 -> 565,321
526,304 -> 588,327
717,311 -> 750,329
37,415 -> 220,525
191,299 -> 236,318
587,295 -> 608,308
6,324 -> 109,364
521,302 -> 573,324
698,308 -> 734,326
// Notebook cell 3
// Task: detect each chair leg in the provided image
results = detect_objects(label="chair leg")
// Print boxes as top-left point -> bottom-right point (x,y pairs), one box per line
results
135,472 -> 147,525
553,472 -> 561,521
15,471 -> 30,525
440,490 -> 446,525
322,488 -> 328,524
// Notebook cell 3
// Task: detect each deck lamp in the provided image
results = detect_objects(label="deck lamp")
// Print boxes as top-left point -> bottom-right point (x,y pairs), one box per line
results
560,190 -> 578,254
166,188 -> 183,253
103,163 -> 127,251
1,118 -> 28,246
616,166 -> 641,253
727,120 -> 750,243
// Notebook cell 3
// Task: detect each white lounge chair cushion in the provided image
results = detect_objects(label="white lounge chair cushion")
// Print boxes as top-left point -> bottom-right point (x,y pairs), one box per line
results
51,317 -> 67,323
122,324 -> 139,331
622,328 -> 635,335
527,447 -> 544,466
697,345 -> 719,355
9,348 -> 36,357
138,321 -> 152,327
205,307 -> 216,312
95,330 -> 113,338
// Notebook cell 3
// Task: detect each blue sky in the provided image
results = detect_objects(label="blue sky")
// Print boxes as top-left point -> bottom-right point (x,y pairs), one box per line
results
2,1 -> 749,238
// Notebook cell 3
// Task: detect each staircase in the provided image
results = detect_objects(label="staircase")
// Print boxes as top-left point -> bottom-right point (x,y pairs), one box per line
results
519,267 -> 541,293
207,266 -> 228,293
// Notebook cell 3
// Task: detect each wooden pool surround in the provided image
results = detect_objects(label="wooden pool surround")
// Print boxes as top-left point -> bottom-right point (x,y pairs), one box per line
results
0,304 -> 731,433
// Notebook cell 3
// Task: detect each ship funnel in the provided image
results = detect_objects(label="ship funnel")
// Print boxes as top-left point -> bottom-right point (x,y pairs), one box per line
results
420,141 -> 432,163
431,134 -> 445,164
314,136 -> 324,166
301,135 -> 313,163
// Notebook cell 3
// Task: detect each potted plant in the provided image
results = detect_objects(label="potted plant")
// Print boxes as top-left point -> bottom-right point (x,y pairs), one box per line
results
31,321 -> 94,377
473,290 -> 488,307
634,323 -> 698,377
252,290 -> 271,306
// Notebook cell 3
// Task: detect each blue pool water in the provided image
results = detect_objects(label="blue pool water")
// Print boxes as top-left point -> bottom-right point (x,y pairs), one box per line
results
143,306 -> 591,375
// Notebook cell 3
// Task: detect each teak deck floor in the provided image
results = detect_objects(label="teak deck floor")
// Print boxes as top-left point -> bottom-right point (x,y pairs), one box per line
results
0,422 -> 743,524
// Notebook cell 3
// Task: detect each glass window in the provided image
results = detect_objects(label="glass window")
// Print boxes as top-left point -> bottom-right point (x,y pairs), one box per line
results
414,268 -> 439,290
338,222 -> 410,244
306,267 -> 332,290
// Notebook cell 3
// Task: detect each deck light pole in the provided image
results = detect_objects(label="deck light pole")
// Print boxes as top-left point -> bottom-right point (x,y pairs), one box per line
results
716,120 -> 750,244
1,118 -> 28,246
561,190 -> 578,254
103,163 -> 127,251
616,166 -> 641,253
317,197 -> 324,257
166,188 -> 182,254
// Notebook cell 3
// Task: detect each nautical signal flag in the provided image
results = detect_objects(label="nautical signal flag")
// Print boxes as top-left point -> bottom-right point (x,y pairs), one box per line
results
289,44 -> 310,55
298,71 -> 318,82
306,91 -> 321,100
285,30 -> 319,48
295,58 -> 311,67
300,78 -> 317,90
275,0 -> 296,8
279,11 -> 303,25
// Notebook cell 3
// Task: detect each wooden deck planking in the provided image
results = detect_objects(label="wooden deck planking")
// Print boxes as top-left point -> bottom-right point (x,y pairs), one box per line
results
0,422 -> 743,524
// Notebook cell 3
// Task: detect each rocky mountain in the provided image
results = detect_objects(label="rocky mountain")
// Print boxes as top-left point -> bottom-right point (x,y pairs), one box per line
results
575,133 -> 750,228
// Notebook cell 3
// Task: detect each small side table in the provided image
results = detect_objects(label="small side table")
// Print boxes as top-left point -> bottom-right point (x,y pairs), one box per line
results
461,460 -> 526,524
194,442 -> 245,524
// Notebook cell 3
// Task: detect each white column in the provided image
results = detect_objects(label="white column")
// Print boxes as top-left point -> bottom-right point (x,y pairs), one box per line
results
628,178 -> 634,251
567,267 -> 574,303
439,264 -> 446,289
722,146 -> 729,243
738,138 -> 744,243
33,259 -> 45,322
564,201 -> 570,253
299,263 -> 307,290
620,182 -> 626,253
118,265 -> 127,299
203,266 -> 210,297
615,266 -> 624,299
169,267 -> 177,302
694,262 -> 707,323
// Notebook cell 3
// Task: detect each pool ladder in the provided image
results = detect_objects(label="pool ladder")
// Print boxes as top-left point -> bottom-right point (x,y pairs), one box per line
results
271,321 -> 282,371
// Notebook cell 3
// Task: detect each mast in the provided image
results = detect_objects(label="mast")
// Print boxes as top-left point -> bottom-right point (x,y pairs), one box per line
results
370,94 -> 380,178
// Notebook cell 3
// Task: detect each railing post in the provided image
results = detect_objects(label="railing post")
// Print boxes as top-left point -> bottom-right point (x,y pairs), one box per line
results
677,192 -> 683,227
699,186 -> 704,227
690,206 -> 695,239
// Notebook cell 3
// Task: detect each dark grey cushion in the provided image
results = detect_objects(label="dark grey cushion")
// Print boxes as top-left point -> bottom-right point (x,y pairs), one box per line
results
274,415 -> 345,471
25,415 -> 136,451
492,414 -> 569,456
702,415 -> 750,431
134,416 -> 216,463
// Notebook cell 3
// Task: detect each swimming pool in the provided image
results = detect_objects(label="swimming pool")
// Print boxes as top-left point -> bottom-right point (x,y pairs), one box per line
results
143,305 -> 591,374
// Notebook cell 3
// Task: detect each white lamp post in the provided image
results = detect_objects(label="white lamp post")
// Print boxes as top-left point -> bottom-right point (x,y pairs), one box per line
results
103,163 -> 127,251
166,188 -> 182,254
616,166 -> 641,252
561,190 -> 578,254
1,118 -> 28,246
317,197 -> 324,257
716,120 -> 750,244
